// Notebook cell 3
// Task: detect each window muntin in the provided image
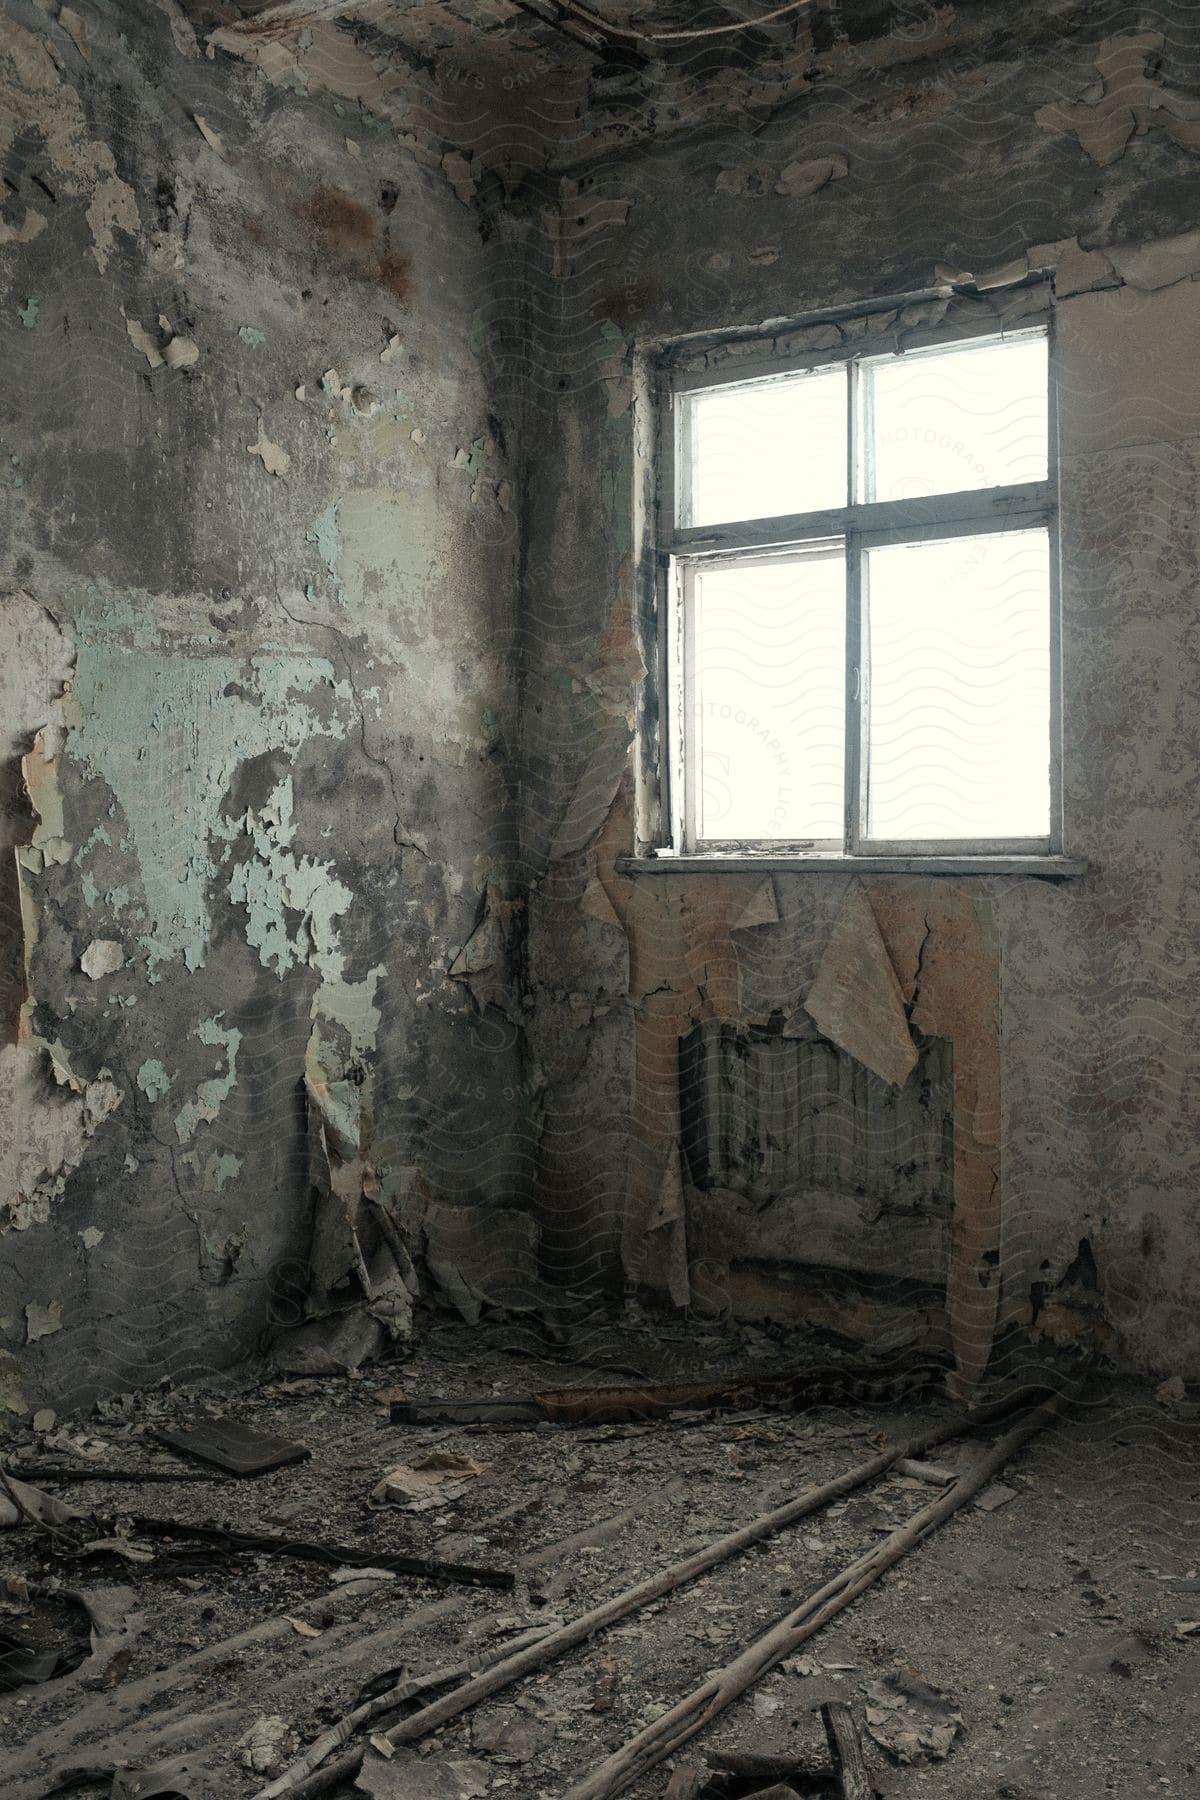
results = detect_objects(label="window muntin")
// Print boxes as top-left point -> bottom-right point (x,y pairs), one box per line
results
661,323 -> 1057,858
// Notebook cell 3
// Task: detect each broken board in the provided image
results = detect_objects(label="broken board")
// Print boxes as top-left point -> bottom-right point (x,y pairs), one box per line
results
155,1420 -> 310,1477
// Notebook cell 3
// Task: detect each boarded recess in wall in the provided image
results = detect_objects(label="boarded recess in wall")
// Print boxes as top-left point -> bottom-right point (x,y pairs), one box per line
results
679,1020 -> 953,1208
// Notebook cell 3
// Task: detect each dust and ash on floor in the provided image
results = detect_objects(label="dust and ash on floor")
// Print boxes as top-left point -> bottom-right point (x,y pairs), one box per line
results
1,1316 -> 1197,1800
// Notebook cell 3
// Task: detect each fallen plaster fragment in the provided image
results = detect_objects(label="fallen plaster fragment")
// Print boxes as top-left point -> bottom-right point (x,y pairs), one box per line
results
79,1226 -> 104,1248
370,1451 -> 489,1506
247,415 -> 291,476
80,938 -> 124,980
193,113 -> 228,158
802,883 -> 918,1087
238,1716 -> 297,1777
0,1472 -> 80,1529
345,136 -> 361,158
776,155 -> 848,198
1105,228 -> 1200,291
25,1300 -> 63,1343
380,334 -> 402,363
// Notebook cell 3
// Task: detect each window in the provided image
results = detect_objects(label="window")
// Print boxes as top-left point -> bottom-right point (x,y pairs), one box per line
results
653,319 -> 1061,863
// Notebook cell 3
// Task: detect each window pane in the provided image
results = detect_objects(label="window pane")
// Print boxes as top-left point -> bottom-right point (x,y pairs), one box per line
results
680,367 -> 847,527
863,334 -> 1047,502
864,530 -> 1051,842
690,553 -> 845,842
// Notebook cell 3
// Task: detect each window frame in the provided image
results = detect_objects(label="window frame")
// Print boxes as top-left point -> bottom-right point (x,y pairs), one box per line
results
640,297 -> 1066,869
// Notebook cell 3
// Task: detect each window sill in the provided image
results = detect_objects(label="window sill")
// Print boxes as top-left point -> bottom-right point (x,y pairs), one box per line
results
618,853 -> 1088,878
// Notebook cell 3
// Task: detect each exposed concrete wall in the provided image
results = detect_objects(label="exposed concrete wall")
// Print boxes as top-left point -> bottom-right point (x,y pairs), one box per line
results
515,3 -> 1200,1379
0,0 -> 528,1414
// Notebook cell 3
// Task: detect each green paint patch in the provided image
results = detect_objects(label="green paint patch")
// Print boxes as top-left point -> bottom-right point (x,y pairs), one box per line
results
312,963 -> 386,1057
68,612 -> 353,971
18,298 -> 38,329
204,1152 -> 242,1193
175,1015 -> 241,1142
238,326 -> 265,348
74,823 -> 112,867
306,498 -> 343,595
136,1058 -> 172,1102
224,776 -> 353,980
80,871 -> 98,908
106,885 -> 130,912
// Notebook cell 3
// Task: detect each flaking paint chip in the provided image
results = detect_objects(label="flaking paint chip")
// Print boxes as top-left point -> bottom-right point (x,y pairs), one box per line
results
26,1301 -> 64,1343
164,334 -> 200,369
193,114 -> 228,159
775,155 -> 848,198
247,416 -> 291,476
126,315 -> 164,369
59,7 -> 91,62
80,938 -> 125,980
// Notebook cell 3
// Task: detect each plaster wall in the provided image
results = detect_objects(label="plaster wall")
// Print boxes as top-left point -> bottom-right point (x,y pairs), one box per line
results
515,3 -> 1200,1378
0,0 -> 528,1414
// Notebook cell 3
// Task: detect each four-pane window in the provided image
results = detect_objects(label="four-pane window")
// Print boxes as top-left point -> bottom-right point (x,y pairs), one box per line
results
661,327 -> 1057,857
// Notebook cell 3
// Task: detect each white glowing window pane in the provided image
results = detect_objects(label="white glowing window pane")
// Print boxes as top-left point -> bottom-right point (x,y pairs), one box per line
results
864,530 -> 1051,842
691,554 -> 845,841
681,367 -> 847,527
864,335 -> 1048,502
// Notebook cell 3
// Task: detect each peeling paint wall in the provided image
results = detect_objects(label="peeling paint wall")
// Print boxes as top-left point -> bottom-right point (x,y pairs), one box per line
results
514,1 -> 1200,1379
4,0 -> 1200,1404
0,0 -> 526,1412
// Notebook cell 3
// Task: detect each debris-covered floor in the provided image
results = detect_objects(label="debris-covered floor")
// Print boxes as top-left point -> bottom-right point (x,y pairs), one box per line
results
1,1320 -> 1197,1800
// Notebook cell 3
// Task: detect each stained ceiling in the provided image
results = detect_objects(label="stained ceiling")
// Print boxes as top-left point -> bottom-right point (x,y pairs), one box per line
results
185,0 -> 950,178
